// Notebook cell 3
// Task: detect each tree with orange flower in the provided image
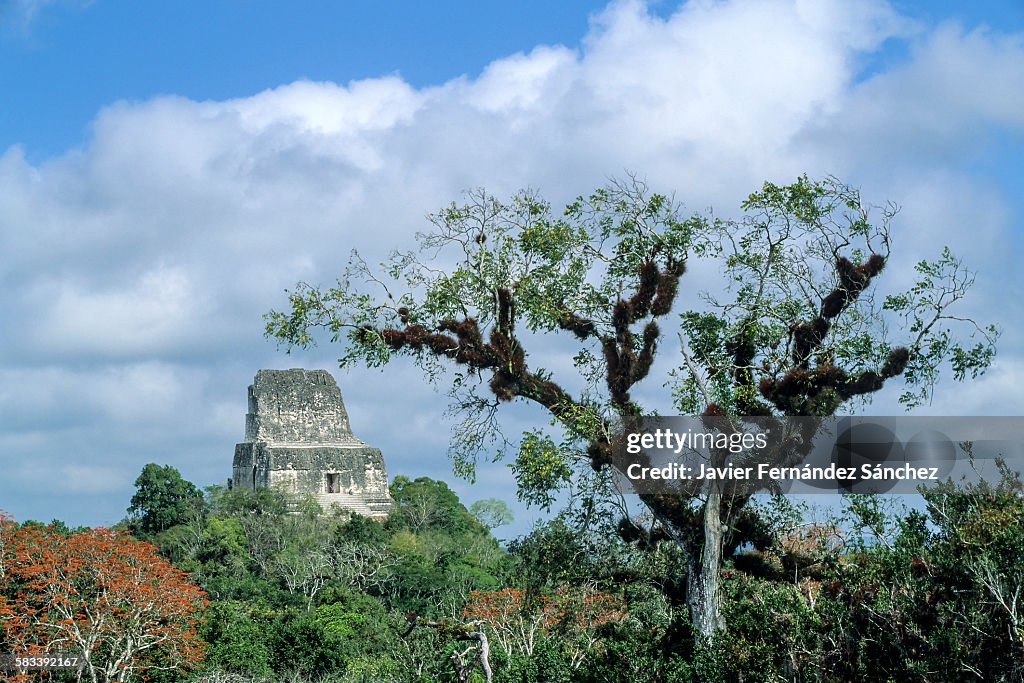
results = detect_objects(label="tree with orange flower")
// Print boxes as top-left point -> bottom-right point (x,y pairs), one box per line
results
0,512 -> 207,683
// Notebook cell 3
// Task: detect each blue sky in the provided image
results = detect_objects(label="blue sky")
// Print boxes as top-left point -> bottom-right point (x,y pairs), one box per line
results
1,0 -> 1023,533
1,1 -> 615,158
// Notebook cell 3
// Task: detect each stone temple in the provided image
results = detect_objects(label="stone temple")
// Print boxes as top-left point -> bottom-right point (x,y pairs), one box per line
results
230,369 -> 393,518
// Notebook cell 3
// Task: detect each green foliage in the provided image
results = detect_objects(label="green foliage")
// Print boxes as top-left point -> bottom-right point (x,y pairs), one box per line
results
491,636 -> 573,683
127,462 -> 204,535
389,475 -> 476,535
105,462 -> 1024,682
315,591 -> 391,640
713,574 -> 821,681
506,515 -> 601,588
268,607 -> 350,676
337,511 -> 390,546
883,246 -> 1000,407
201,601 -> 274,677
675,175 -> 998,417
383,477 -> 506,614
469,498 -> 515,530
511,431 -> 572,509
208,484 -> 289,517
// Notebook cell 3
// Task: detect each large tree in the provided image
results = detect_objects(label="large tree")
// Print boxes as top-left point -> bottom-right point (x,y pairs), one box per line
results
128,463 -> 204,535
265,175 -> 997,640
0,513 -> 207,683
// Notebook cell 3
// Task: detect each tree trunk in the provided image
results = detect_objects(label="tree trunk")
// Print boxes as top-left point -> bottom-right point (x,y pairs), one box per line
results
449,630 -> 492,683
687,480 -> 725,640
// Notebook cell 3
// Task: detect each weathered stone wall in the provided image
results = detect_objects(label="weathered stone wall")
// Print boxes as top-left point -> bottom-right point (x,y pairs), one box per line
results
245,369 -> 354,444
231,369 -> 392,518
232,443 -> 272,489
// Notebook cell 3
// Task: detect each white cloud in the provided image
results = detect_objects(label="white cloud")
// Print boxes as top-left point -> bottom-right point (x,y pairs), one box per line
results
571,0 -> 904,175
795,21 -> 1024,174
227,77 -> 425,136
29,266 -> 204,356
465,45 -> 578,115
0,0 -> 1021,526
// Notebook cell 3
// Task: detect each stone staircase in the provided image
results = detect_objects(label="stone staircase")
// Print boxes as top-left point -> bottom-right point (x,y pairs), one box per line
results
311,492 -> 392,519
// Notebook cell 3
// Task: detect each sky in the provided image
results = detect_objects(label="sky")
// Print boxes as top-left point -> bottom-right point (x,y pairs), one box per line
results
1,0 -> 1023,534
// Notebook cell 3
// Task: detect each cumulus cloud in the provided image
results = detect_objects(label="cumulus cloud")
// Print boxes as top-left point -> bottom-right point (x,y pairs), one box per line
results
0,0 -> 1021,527
29,266 -> 205,356
795,21 -> 1024,173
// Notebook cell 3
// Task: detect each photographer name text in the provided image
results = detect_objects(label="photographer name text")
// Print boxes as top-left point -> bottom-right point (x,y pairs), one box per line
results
625,462 -> 940,482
